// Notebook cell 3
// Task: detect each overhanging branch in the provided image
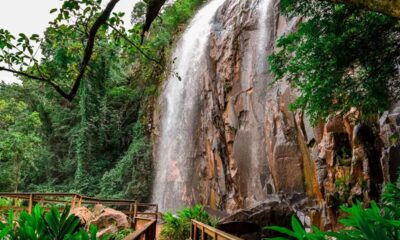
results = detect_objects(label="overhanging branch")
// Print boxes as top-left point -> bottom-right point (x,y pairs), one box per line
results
0,0 -> 121,102
0,66 -> 71,100
66,0 -> 120,101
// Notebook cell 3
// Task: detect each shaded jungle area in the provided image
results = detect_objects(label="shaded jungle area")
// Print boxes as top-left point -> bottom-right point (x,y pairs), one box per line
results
0,0 -> 205,200
1,0 -> 400,239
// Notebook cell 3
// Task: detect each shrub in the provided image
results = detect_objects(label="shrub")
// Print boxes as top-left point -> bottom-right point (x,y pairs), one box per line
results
109,229 -> 133,240
0,205 -> 109,240
159,204 -> 217,240
265,183 -> 400,240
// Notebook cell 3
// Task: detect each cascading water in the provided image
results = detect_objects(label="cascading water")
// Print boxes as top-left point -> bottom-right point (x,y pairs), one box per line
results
153,0 -> 226,212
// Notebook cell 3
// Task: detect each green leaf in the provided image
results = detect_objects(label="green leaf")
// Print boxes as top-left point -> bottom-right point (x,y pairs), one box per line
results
265,226 -> 298,238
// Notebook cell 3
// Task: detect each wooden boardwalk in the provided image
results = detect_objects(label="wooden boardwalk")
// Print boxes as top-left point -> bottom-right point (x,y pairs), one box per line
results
0,192 -> 242,240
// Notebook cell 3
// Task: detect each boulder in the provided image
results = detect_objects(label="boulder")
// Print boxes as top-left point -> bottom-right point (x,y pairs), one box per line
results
89,207 -> 130,231
71,207 -> 94,226
217,195 -> 308,239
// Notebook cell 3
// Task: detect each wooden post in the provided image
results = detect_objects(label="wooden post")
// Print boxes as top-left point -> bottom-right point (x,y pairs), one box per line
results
78,196 -> 83,208
28,194 -> 34,214
71,195 -> 76,209
129,203 -> 134,219
155,205 -> 158,221
201,225 -> 205,240
129,203 -> 135,229
191,222 -> 194,240
134,202 -> 138,218
193,222 -> 198,240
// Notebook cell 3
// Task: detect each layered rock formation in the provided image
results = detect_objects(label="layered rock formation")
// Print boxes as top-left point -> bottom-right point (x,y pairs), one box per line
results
153,0 -> 400,230
72,204 -> 130,237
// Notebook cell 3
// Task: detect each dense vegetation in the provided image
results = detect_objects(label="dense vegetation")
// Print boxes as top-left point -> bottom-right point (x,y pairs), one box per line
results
160,205 -> 217,240
269,0 -> 400,124
265,182 -> 400,240
0,205 -> 107,239
0,0 -> 205,199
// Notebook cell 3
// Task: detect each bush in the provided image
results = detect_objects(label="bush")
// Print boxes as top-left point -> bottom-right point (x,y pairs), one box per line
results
265,183 -> 400,240
109,229 -> 133,240
159,204 -> 217,240
0,205 -> 109,240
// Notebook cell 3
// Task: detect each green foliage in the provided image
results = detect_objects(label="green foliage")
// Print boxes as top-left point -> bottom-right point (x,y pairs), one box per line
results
0,95 -> 45,192
265,183 -> 400,240
109,228 -> 133,240
0,205 -> 109,240
99,122 -> 153,201
266,216 -> 325,240
270,0 -> 400,124
0,198 -> 13,207
160,204 -> 217,240
0,0 -> 205,199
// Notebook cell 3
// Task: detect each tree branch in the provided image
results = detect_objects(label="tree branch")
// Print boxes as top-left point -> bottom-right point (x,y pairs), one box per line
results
67,0 -> 120,101
107,23 -> 164,67
0,0 -> 120,102
142,0 -> 167,43
0,66 -> 71,99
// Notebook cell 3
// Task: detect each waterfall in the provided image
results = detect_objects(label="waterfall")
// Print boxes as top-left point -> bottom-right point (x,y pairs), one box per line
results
153,0 -> 226,212
257,0 -> 274,74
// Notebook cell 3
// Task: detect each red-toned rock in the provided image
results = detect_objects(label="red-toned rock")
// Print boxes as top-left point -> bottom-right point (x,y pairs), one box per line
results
71,207 -> 94,226
89,207 -> 129,231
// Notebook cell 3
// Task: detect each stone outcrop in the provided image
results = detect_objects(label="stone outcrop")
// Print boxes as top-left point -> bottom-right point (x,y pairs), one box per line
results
90,206 -> 130,236
71,207 -> 94,226
217,194 -> 302,239
71,204 -> 130,237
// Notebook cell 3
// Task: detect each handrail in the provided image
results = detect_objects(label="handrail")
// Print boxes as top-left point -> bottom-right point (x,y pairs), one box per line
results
1,192 -> 159,239
191,220 -> 243,240
0,192 -> 136,204
0,192 -> 158,222
124,219 -> 157,240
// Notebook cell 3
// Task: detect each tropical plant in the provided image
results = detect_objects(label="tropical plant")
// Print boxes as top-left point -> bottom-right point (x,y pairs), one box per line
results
109,228 -> 133,240
0,205 -> 109,240
265,183 -> 400,240
159,204 -> 217,240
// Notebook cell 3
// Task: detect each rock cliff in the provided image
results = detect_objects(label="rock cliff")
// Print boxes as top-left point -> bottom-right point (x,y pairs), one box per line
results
153,0 -> 400,230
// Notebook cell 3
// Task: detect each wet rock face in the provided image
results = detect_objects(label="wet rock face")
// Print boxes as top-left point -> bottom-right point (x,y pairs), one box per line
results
191,0 -> 400,226
153,0 -> 400,229
196,0 -> 280,212
195,0 -> 319,213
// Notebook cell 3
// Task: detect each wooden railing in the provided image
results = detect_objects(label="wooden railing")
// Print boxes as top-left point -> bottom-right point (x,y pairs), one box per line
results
0,192 -> 158,222
191,220 -> 243,240
124,218 -> 157,240
0,192 -> 159,240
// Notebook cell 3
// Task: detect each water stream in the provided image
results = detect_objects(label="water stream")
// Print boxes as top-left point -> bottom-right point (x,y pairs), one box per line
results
153,0 -> 276,211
